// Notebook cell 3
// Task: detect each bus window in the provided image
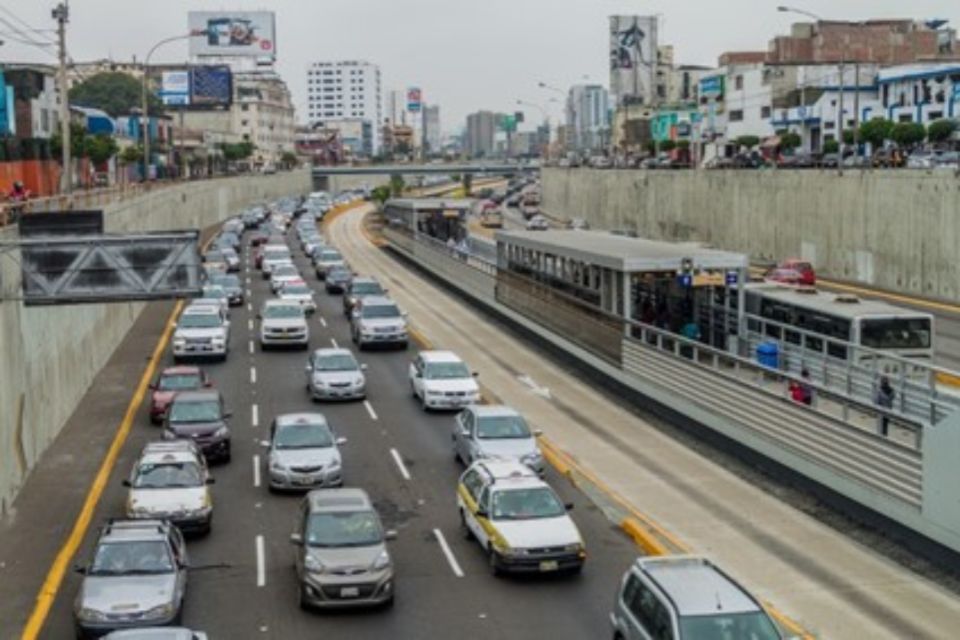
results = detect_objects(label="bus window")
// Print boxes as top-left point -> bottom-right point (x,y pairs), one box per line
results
860,317 -> 932,350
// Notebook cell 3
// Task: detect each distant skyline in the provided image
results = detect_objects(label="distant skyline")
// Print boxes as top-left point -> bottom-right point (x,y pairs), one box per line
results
2,0 -> 959,134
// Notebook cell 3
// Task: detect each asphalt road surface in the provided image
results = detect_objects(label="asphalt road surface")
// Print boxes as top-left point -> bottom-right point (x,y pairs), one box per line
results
41,213 -> 638,639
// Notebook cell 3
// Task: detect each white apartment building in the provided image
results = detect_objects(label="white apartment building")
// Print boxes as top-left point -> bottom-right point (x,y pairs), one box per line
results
233,71 -> 296,167
566,84 -> 611,151
306,60 -> 382,152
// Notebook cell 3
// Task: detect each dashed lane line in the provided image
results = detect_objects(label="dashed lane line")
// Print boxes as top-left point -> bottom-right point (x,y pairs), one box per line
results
433,529 -> 465,578
389,448 -> 411,481
364,400 -> 378,421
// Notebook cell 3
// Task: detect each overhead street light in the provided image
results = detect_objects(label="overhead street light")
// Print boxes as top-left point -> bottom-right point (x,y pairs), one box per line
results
776,5 -> 822,21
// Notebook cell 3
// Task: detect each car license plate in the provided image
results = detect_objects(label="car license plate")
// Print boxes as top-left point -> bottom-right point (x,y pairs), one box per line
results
340,587 -> 360,598
294,477 -> 315,486
539,560 -> 559,572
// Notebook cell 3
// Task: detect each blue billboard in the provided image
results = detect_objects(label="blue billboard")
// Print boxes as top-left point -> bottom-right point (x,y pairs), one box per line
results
190,65 -> 233,107
0,72 -> 12,135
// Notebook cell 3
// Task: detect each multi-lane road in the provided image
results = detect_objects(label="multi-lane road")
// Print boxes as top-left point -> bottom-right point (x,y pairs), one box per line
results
31,206 -> 639,638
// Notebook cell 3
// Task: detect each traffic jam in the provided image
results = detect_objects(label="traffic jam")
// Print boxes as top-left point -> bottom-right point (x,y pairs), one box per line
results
67,192 -> 787,640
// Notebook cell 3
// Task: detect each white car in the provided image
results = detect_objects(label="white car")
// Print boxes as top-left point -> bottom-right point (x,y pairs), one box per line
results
259,300 -> 309,350
409,350 -> 480,411
314,248 -> 346,280
172,304 -> 230,361
526,215 -> 549,231
351,296 -> 408,350
261,244 -> 293,277
279,280 -> 317,314
124,440 -> 213,534
270,263 -> 301,293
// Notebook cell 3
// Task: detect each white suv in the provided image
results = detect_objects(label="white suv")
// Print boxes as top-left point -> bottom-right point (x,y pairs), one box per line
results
261,244 -> 293,278
409,350 -> 480,411
259,300 -> 309,350
172,304 -> 230,361
351,296 -> 408,350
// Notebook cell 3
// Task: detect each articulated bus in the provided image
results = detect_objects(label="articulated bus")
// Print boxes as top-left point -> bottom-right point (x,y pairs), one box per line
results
736,284 -> 934,374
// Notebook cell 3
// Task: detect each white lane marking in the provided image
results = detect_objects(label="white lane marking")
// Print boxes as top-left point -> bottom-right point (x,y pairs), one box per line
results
252,403 -> 259,427
246,276 -> 251,285
253,455 -> 261,487
248,319 -> 254,331
255,535 -> 266,587
319,317 -> 327,328
433,529 -> 465,578
247,302 -> 253,312
389,448 -> 411,481
249,340 -> 254,354
246,288 -> 252,297
364,400 -> 378,421
330,337 -> 339,348
518,374 -> 552,399
250,366 -> 257,384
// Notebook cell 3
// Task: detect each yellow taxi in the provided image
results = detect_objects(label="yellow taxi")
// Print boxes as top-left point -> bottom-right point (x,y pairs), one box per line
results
456,459 -> 586,576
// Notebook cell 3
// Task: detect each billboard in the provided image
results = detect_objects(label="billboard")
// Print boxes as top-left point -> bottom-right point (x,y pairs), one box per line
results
609,15 -> 658,107
190,65 -> 233,107
161,71 -> 190,106
699,75 -> 725,100
406,87 -> 422,113
188,11 -> 276,60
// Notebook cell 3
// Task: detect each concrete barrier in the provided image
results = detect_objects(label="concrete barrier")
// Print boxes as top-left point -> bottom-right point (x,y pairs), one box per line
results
0,170 -> 310,514
542,167 -> 960,302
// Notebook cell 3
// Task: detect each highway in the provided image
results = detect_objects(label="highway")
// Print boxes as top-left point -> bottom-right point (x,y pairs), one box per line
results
10,204 -> 638,639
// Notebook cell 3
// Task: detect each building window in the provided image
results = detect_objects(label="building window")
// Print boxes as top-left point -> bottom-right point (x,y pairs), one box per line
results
761,106 -> 771,119
824,121 -> 835,130
734,75 -> 744,90
729,109 -> 744,122
928,110 -> 943,120
899,114 -> 913,123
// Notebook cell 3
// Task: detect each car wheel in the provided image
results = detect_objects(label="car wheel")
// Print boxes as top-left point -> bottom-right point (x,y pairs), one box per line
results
460,511 -> 473,541
421,395 -> 430,412
298,583 -> 312,611
488,547 -> 502,577
382,594 -> 395,609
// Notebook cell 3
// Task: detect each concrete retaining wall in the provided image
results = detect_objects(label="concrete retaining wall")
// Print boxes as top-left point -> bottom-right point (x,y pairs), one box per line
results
0,170 -> 310,514
542,168 -> 960,301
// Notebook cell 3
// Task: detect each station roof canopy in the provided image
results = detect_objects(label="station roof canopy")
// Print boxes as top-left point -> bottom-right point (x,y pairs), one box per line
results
494,230 -> 749,274
387,198 -> 473,212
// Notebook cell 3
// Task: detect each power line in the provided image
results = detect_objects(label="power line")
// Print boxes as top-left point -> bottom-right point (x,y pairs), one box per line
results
0,15 -> 54,51
0,3 -> 56,45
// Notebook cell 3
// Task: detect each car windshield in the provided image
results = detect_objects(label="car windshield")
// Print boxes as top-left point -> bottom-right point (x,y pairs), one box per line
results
329,268 -> 351,279
320,251 -> 342,261
477,415 -> 531,439
202,286 -> 226,298
205,251 -> 224,261
306,511 -> 382,547
264,305 -> 304,319
265,249 -> 291,260
425,361 -> 471,380
678,611 -> 782,640
90,541 -> 174,575
274,266 -> 299,277
312,352 -> 357,371
133,461 -> 203,488
491,487 -> 565,520
158,374 -> 202,391
284,284 -> 312,295
212,275 -> 240,288
275,422 -> 334,449
352,282 -> 383,295
362,304 -> 400,319
860,317 -> 932,350
168,400 -> 220,423
179,313 -> 221,328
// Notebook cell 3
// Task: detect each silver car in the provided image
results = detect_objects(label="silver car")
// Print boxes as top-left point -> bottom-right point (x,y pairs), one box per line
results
124,441 -> 214,535
264,413 -> 347,491
314,248 -> 346,280
74,520 -> 187,638
452,405 -> 544,474
104,628 -> 208,640
291,488 -> 396,609
305,348 -> 367,401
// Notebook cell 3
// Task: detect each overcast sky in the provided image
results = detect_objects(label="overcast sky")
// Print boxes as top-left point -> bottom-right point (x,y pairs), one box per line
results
3,0 -> 959,133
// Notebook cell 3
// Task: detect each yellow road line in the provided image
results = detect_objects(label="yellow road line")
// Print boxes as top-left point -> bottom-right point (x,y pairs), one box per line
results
20,299 -> 184,640
408,327 -> 434,350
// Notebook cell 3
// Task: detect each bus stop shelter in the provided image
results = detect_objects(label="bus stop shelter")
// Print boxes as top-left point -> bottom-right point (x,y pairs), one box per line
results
384,198 -> 473,243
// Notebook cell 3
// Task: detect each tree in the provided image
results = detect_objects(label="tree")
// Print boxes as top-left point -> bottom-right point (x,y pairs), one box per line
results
891,122 -> 926,148
779,132 -> 801,151
371,185 -> 392,205
220,142 -> 256,162
389,174 -> 405,196
69,72 -> 163,117
675,140 -> 691,151
462,173 -> 473,196
280,151 -> 298,168
659,140 -> 677,152
842,129 -> 856,146
735,135 -> 760,149
927,119 -> 958,143
83,134 -> 119,165
50,123 -> 87,159
120,145 -> 143,164
822,140 -> 840,154
858,119 -> 894,148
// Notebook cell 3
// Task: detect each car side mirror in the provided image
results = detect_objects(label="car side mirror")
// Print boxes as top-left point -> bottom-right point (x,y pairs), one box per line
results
206,477 -> 216,485
260,440 -> 271,448
290,533 -> 304,546
305,363 -> 313,373
223,411 -> 233,419
476,509 -> 488,519
336,437 -> 348,446
533,429 -> 543,437
472,371 -> 479,378
384,529 -> 398,541
74,564 -> 87,575
121,479 -> 131,487
360,364 -> 368,371
564,502 -> 575,511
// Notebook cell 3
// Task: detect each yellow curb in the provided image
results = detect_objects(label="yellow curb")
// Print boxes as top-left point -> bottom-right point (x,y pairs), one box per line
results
621,517 -> 671,557
408,326 -> 434,350
763,600 -> 817,640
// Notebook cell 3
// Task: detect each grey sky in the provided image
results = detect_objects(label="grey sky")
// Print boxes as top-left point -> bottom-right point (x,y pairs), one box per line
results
3,0 -> 959,134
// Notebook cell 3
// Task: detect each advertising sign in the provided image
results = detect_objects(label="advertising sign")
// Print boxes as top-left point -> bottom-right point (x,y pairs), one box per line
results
188,11 -> 276,60
0,72 -> 10,135
609,15 -> 658,107
699,75 -> 724,100
190,65 -> 233,107
160,71 -> 190,106
406,87 -> 422,113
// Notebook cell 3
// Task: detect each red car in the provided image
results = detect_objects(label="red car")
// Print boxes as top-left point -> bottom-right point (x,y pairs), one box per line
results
250,230 -> 269,247
765,268 -> 804,285
774,259 -> 816,286
149,366 -> 211,424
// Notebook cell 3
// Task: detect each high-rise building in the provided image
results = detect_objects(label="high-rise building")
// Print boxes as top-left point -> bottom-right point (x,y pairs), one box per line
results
465,110 -> 496,157
306,60 -> 382,152
422,105 -> 441,152
566,85 -> 611,151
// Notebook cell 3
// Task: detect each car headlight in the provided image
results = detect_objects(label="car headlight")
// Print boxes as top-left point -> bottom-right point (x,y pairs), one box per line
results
213,426 -> 229,438
492,538 -> 512,554
521,452 -> 543,465
173,337 -> 186,347
312,376 -> 326,387
353,377 -> 365,387
144,602 -> 174,619
562,543 -> 583,554
327,457 -> 341,471
270,458 -> 286,472
77,606 -> 108,622
372,550 -> 391,571
304,555 -> 325,573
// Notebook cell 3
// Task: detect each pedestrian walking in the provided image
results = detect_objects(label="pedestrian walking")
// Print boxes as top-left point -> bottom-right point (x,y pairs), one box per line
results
876,376 -> 895,436
798,369 -> 814,406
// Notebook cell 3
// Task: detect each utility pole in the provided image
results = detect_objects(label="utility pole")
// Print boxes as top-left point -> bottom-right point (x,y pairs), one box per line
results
53,2 -> 71,194
853,62 -> 861,156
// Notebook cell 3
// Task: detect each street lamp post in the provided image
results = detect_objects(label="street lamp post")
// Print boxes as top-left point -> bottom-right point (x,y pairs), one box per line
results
141,33 -> 193,182
517,99 -> 550,159
539,81 -> 577,154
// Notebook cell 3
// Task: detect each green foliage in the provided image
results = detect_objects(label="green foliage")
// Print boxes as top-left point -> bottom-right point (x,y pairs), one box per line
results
280,151 -> 298,167
927,119 -> 958,143
389,174 -> 405,196
858,119 -> 894,148
675,140 -> 691,151
69,72 -> 163,117
220,142 -> 256,162
890,122 -> 926,148
462,173 -> 473,196
371,185 -> 392,204
842,129 -> 856,145
735,135 -> 760,149
779,132 -> 802,150
83,134 -> 119,165
659,140 -> 677,152
822,140 -> 840,154
120,145 -> 143,164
